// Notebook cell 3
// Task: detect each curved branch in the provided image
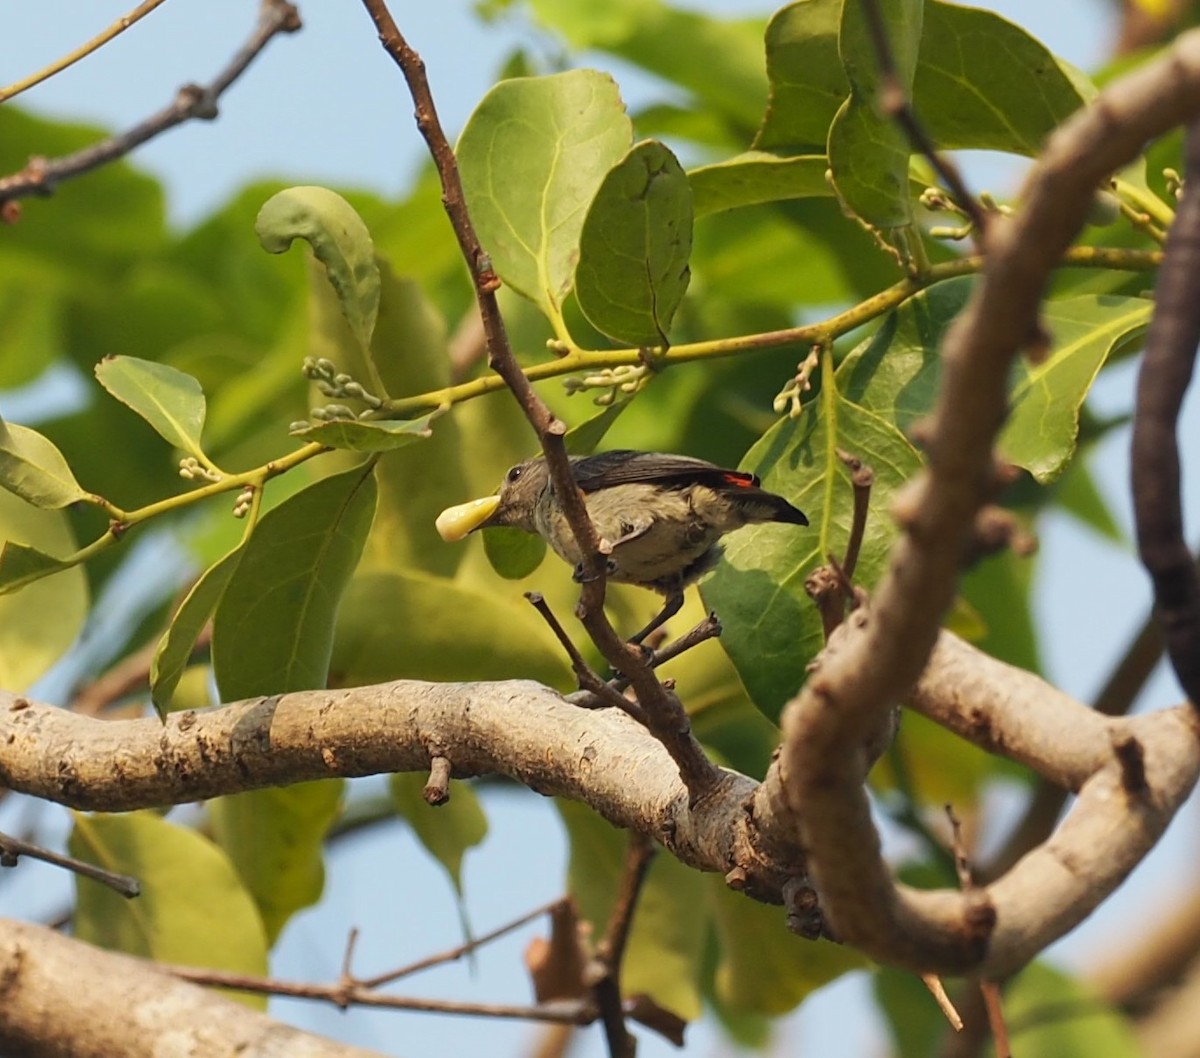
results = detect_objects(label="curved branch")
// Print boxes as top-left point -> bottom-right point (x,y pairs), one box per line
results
752,30 -> 1200,975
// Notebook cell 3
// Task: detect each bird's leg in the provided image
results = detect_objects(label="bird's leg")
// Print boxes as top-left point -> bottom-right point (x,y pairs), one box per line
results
627,587 -> 685,646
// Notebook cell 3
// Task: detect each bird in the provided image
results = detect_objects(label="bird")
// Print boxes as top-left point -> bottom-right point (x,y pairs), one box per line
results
436,449 -> 808,644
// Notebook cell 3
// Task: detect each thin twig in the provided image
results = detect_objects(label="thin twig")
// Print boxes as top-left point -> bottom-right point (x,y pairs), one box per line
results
357,0 -> 723,801
1131,117 -> 1200,708
0,0 -> 302,206
859,0 -> 989,243
837,448 -> 874,581
0,0 -> 171,104
0,830 -> 140,898
359,898 -> 569,991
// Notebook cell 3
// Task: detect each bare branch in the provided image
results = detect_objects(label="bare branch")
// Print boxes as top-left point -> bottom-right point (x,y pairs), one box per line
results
1132,118 -> 1200,708
0,1 -> 301,207
0,830 -> 140,898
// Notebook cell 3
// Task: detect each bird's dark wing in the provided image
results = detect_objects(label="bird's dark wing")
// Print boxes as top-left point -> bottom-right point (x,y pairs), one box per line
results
571,450 -> 760,492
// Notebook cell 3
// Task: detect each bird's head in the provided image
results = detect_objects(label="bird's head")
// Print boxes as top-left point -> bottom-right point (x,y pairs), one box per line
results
435,456 -> 550,541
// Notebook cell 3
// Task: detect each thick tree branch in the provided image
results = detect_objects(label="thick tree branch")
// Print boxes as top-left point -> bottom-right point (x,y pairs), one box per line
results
748,27 -> 1200,977
0,919 -> 385,1058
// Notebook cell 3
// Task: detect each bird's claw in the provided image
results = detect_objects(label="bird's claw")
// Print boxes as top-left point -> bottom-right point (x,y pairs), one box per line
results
572,558 -> 618,584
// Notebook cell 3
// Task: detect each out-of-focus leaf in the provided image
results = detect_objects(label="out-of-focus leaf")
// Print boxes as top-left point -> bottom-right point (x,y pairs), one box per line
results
457,70 -> 631,327
482,527 -> 548,580
0,489 -> 87,688
389,773 -> 488,895
709,876 -> 867,1014
289,413 -> 437,451
209,781 -> 343,945
212,461 -> 377,701
329,569 -> 572,690
997,962 -> 1142,1058
70,811 -> 268,1009
560,800 -> 706,1021
0,417 -> 91,508
576,140 -> 693,346
256,186 -> 380,350
94,355 -> 208,459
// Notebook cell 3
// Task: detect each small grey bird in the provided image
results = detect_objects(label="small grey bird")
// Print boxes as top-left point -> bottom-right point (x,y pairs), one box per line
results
437,450 -> 808,643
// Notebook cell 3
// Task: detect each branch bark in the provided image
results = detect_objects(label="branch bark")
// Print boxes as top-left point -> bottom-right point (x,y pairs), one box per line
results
0,919 -> 385,1058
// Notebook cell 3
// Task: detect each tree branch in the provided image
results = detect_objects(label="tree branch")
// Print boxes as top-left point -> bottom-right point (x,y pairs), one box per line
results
0,919 -> 385,1058
0,1 -> 302,208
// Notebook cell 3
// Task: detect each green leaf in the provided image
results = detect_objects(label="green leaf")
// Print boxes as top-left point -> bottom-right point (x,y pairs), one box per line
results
329,569 -> 572,690
0,539 -> 79,595
94,355 -> 208,459
999,962 -> 1141,1058
389,773 -> 488,894
210,781 -> 343,945
256,186 -> 380,350
0,417 -> 91,508
560,800 -> 706,1021
289,413 -> 438,452
575,140 -> 693,347
482,527 -> 548,580
457,70 -> 632,327
702,396 -> 921,720
709,877 -> 867,1015
756,0 -> 847,151
1001,296 -> 1152,483
688,151 -> 829,217
564,397 -> 634,455
70,811 -> 269,1007
527,0 -> 769,131
828,0 -> 923,227
212,461 -> 377,700
0,490 -> 87,689
150,547 -> 243,717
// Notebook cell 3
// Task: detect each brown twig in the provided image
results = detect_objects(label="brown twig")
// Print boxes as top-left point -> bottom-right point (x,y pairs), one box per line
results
838,449 -> 874,582
1132,117 -> 1200,709
421,755 -> 451,806
858,0 -> 989,244
359,898 -> 569,991
358,0 -> 723,801
0,1 -> 301,207
0,0 -> 171,104
0,829 -> 140,898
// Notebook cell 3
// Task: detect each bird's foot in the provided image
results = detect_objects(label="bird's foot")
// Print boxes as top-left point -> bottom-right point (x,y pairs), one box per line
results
572,558 -> 618,584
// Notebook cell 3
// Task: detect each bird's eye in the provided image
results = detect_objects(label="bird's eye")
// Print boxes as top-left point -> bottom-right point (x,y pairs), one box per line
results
505,464 -> 524,484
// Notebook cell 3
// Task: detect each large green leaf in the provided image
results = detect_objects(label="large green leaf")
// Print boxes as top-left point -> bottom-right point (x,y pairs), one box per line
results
69,812 -> 268,1007
209,781 -> 343,945
389,773 -> 488,895
560,800 -> 706,1022
256,186 -> 380,351
457,70 -> 632,328
0,417 -> 91,508
94,355 -> 208,459
703,392 -> 920,719
329,569 -> 572,690
827,0 -> 923,227
212,461 -> 377,700
0,489 -> 87,689
575,140 -> 693,347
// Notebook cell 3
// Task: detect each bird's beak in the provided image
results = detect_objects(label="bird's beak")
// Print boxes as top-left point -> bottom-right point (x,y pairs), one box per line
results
435,494 -> 502,541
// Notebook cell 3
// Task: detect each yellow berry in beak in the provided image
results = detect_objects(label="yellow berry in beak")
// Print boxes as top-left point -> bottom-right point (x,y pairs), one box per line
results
435,495 -> 501,541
